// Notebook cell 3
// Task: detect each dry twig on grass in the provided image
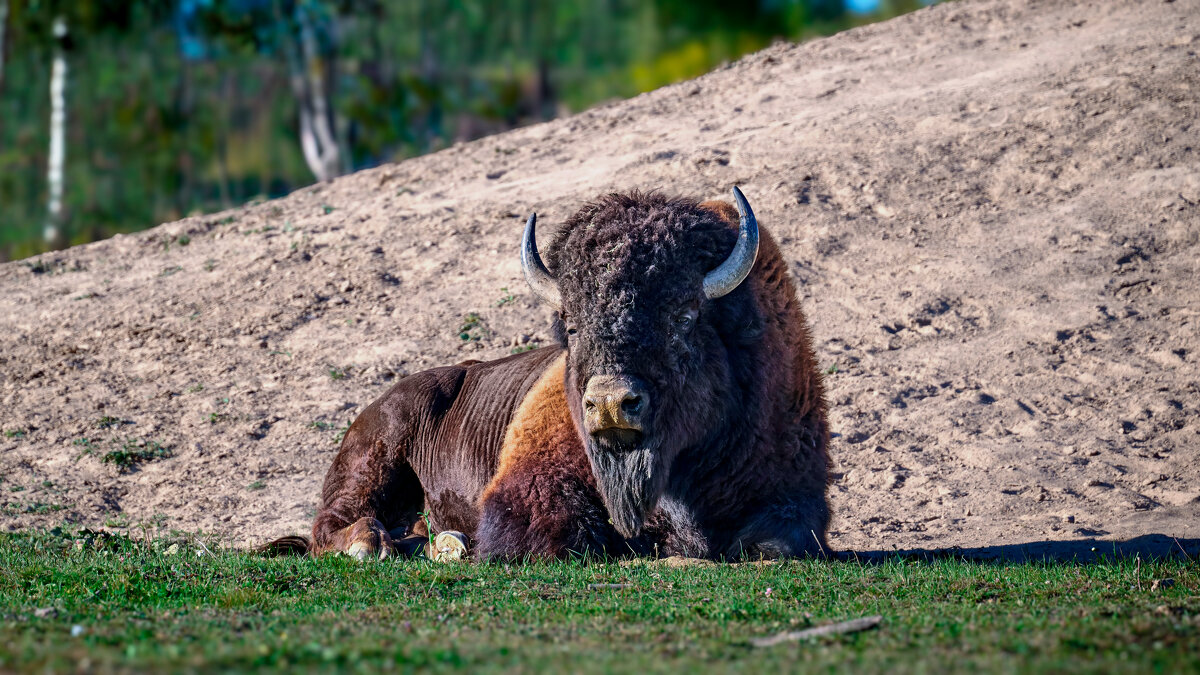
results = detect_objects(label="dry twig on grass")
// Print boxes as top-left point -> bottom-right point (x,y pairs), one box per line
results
587,583 -> 633,590
749,615 -> 882,648
194,538 -> 216,558
1173,538 -> 1194,562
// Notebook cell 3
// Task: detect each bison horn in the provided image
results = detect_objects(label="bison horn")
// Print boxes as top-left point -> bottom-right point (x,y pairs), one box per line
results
703,186 -> 760,299
521,213 -> 563,311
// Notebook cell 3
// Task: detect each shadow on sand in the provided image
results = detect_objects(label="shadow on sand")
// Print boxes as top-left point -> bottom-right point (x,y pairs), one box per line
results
844,534 -> 1199,563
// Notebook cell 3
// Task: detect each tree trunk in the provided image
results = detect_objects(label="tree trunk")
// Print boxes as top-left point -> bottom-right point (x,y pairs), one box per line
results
0,0 -> 9,150
418,8 -> 442,153
0,0 -> 9,94
44,15 -> 68,250
216,71 -> 233,209
175,56 -> 194,218
283,4 -> 342,183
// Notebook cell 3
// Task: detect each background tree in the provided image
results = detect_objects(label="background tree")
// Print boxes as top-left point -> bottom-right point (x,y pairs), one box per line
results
0,0 -> 9,94
0,0 -> 934,260
42,14 -> 66,249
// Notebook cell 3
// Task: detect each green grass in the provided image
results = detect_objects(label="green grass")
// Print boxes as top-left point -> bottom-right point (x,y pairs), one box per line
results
511,342 -> 540,355
494,288 -> 517,308
308,420 -> 350,445
1,502 -> 65,515
98,440 -> 172,470
0,530 -> 1196,673
457,313 -> 488,342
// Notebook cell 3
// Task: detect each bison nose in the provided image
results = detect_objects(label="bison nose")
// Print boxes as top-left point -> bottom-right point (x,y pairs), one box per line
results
583,375 -> 650,434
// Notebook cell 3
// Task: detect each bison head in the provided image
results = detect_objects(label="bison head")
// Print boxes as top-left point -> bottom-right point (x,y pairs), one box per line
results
521,188 -> 761,538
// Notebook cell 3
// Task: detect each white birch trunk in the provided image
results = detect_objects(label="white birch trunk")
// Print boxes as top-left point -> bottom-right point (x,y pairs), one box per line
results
298,13 -> 340,180
286,6 -> 341,182
44,16 -> 67,248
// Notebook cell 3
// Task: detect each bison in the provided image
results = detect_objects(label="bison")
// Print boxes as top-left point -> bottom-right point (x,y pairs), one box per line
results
266,188 -> 830,561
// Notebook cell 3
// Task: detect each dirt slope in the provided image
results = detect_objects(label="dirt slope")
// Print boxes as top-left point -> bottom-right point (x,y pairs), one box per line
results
2,0 -> 1198,557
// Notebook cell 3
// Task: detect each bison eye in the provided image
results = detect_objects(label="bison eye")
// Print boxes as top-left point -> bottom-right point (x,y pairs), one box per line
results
673,310 -> 697,332
566,326 -> 578,337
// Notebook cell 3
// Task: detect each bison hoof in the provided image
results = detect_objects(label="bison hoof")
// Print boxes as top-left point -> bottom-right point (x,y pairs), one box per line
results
428,531 -> 468,562
347,541 -> 390,561
342,516 -> 393,561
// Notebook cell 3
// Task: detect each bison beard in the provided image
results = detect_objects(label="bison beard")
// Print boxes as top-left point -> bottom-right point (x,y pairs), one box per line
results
585,442 -> 666,538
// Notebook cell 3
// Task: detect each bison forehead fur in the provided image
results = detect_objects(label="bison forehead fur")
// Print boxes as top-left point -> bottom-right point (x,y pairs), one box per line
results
545,191 -> 739,321
547,193 -> 762,389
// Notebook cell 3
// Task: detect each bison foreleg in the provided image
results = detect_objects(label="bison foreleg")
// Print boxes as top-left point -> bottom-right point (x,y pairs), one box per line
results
727,498 -> 832,560
310,383 -> 434,559
314,516 -> 395,561
317,516 -> 468,562
476,444 -> 619,560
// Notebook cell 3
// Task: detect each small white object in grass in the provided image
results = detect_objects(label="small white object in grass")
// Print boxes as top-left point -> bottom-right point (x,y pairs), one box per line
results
71,625 -> 84,637
431,531 -> 468,562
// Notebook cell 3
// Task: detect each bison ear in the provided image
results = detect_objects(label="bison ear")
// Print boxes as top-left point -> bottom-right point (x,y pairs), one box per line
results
698,200 -> 739,226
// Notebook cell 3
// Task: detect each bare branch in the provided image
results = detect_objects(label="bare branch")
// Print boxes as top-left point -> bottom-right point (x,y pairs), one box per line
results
749,615 -> 882,648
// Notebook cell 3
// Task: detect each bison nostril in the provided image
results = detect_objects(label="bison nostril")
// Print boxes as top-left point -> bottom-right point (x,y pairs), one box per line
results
584,375 -> 649,430
622,395 -> 643,415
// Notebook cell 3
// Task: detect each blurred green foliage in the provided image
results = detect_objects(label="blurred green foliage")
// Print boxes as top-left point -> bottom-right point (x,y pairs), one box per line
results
0,0 -> 932,260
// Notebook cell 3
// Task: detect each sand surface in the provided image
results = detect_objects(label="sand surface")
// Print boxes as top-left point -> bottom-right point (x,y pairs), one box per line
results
2,0 -> 1198,558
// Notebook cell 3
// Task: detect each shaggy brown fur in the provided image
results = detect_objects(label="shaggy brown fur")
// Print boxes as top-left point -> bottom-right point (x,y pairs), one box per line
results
476,355 -> 619,557
483,354 -> 572,499
263,190 -> 830,561
271,346 -> 561,558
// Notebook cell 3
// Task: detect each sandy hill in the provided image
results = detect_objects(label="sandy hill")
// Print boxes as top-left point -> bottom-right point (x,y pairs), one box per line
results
2,0 -> 1197,557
